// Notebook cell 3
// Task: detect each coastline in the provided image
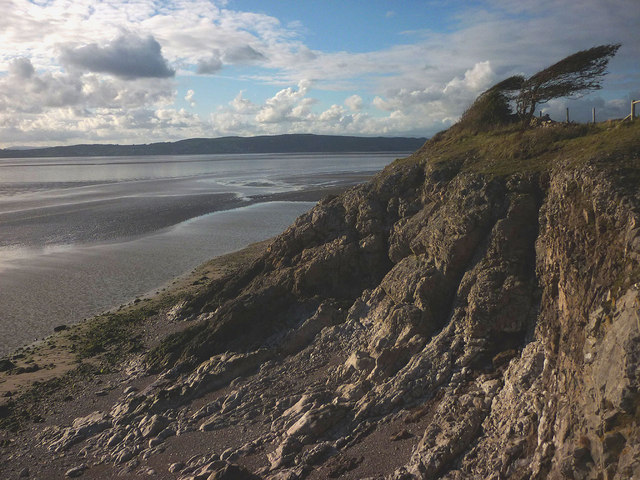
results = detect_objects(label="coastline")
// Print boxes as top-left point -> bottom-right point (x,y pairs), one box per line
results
0,238 -> 271,404
0,181 -> 361,478
0,182 -> 354,411
0,181 -> 360,357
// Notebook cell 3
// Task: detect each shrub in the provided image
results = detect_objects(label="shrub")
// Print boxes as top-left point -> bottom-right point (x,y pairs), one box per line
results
456,75 -> 524,132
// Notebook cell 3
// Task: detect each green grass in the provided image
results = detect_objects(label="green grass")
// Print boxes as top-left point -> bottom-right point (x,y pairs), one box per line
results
72,287 -> 200,359
381,119 -> 640,180
73,310 -> 147,360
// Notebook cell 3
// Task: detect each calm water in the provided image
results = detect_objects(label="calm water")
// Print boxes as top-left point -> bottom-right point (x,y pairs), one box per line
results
0,152 -> 401,354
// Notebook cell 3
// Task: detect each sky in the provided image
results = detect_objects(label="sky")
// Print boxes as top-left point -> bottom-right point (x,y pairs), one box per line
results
0,0 -> 639,147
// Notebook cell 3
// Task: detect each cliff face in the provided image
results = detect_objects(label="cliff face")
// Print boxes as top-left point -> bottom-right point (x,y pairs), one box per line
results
40,125 -> 640,479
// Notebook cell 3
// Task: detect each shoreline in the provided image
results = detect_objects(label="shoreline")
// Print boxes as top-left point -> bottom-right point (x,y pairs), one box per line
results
0,183 -> 358,358
0,182 -> 358,405
0,237 -> 272,406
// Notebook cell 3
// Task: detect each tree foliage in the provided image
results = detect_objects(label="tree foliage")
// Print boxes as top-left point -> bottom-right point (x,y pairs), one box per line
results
455,44 -> 621,132
516,44 -> 621,120
457,75 -> 524,131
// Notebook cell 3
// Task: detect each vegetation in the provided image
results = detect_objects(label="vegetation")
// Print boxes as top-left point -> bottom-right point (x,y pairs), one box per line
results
0,363 -> 100,432
457,75 -> 524,131
517,44 -> 621,122
0,240 -> 269,432
456,44 -> 621,132
396,118 -> 640,179
72,309 -> 150,360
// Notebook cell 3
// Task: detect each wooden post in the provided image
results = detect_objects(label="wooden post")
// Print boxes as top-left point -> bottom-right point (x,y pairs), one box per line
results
566,107 -> 569,123
592,107 -> 596,124
622,101 -> 639,122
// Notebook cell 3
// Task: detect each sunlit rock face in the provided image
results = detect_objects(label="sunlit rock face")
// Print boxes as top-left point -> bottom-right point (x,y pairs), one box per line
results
41,139 -> 640,479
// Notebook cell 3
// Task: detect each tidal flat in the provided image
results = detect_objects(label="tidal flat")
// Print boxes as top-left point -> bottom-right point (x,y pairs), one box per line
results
0,152 -> 401,355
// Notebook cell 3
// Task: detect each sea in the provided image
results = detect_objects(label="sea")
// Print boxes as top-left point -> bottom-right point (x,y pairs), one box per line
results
0,152 -> 402,355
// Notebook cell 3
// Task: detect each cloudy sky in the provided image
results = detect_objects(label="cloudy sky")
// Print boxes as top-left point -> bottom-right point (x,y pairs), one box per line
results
0,0 -> 638,147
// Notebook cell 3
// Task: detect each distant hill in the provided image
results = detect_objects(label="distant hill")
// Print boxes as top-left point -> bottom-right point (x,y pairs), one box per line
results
0,134 -> 427,158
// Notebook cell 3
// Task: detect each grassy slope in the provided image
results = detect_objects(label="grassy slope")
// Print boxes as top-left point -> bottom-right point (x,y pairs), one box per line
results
389,119 -> 640,177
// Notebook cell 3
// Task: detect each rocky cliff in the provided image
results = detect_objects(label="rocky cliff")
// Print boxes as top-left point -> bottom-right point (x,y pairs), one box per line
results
25,122 -> 640,479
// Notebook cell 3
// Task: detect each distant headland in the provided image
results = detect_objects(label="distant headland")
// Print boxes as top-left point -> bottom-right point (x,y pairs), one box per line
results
0,134 -> 427,158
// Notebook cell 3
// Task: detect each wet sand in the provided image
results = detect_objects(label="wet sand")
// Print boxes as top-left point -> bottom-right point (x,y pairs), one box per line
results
0,238 -> 272,400
0,200 -> 317,356
0,151 -> 396,356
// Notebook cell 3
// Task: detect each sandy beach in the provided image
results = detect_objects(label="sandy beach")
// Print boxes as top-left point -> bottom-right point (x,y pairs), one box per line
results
0,182 -> 356,402
0,236 -> 278,478
0,151 -> 396,356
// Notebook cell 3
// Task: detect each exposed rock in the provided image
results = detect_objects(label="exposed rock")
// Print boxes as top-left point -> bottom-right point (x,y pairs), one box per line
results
65,464 -> 87,477
31,124 -> 640,479
139,414 -> 169,438
390,429 -> 413,441
47,411 -> 111,452
123,386 -> 137,395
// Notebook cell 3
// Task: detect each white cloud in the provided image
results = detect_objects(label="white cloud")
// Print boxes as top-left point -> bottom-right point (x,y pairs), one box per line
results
207,82 -> 434,138
318,105 -> 347,123
443,61 -> 495,95
9,57 -> 35,78
0,0 -> 638,145
197,55 -> 223,75
185,89 -> 196,107
345,94 -> 363,112
255,80 -> 314,123
230,91 -> 258,113
223,45 -> 265,63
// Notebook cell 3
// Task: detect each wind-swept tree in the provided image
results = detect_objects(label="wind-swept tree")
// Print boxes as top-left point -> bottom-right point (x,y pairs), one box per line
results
456,75 -> 524,131
517,44 -> 621,122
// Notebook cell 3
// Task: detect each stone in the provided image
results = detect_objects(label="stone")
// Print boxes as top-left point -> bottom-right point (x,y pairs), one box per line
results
390,429 -> 413,441
65,464 -> 87,477
148,437 -> 164,448
49,412 -> 111,452
204,462 -> 261,480
21,130 -> 640,480
268,437 -> 302,470
139,414 -> 169,438
114,448 -> 134,465
123,386 -> 137,395
287,403 -> 347,441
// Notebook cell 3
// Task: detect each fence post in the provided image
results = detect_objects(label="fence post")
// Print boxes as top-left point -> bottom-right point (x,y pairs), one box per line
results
566,107 -> 569,123
592,107 -> 596,124
633,100 -> 637,121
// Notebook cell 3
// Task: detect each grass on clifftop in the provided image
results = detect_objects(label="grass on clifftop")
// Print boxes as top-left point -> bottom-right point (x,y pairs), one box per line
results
390,119 -> 640,178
